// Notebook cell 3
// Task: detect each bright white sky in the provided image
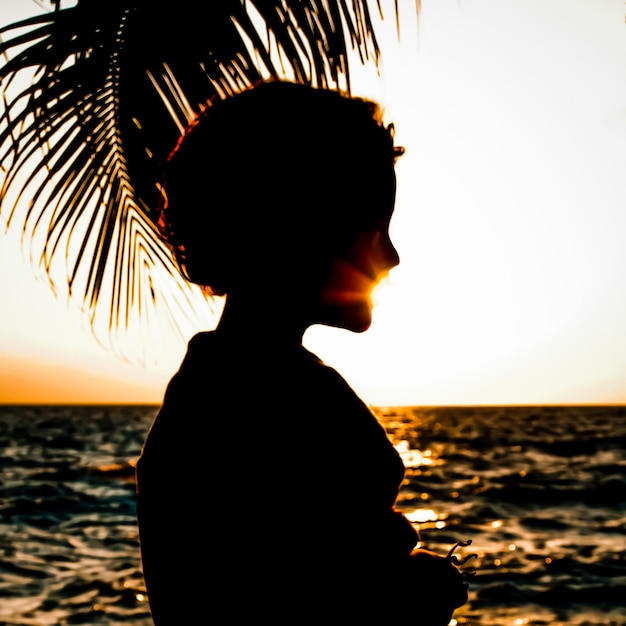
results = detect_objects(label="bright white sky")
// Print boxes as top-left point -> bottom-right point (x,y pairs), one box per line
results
1,0 -> 626,405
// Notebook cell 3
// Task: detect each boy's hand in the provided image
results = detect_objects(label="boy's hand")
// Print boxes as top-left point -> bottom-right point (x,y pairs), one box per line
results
403,541 -> 475,626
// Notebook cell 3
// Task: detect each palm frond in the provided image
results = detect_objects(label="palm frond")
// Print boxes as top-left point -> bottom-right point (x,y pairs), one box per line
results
0,1 -> 411,361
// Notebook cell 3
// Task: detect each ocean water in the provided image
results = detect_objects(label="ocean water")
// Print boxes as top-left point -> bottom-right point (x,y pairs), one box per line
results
0,404 -> 625,626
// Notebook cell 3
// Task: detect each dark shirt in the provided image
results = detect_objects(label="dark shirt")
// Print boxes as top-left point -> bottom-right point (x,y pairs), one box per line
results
136,331 -> 418,623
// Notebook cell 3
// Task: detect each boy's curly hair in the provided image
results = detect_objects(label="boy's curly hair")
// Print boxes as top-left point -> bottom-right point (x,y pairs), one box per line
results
158,80 -> 403,295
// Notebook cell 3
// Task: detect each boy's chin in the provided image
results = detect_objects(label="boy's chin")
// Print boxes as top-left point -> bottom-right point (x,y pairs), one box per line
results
333,305 -> 373,334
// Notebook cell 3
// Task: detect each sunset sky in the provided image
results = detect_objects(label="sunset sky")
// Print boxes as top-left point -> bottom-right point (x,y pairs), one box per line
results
1,0 -> 626,406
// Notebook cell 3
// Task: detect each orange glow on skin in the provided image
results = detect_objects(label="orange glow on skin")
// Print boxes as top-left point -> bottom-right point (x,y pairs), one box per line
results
316,226 -> 399,332
318,258 -> 378,305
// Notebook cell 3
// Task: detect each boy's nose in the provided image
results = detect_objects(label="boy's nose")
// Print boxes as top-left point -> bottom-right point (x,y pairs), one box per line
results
376,232 -> 399,272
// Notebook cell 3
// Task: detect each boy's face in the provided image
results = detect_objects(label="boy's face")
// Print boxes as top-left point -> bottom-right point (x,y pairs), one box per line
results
312,168 -> 399,333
